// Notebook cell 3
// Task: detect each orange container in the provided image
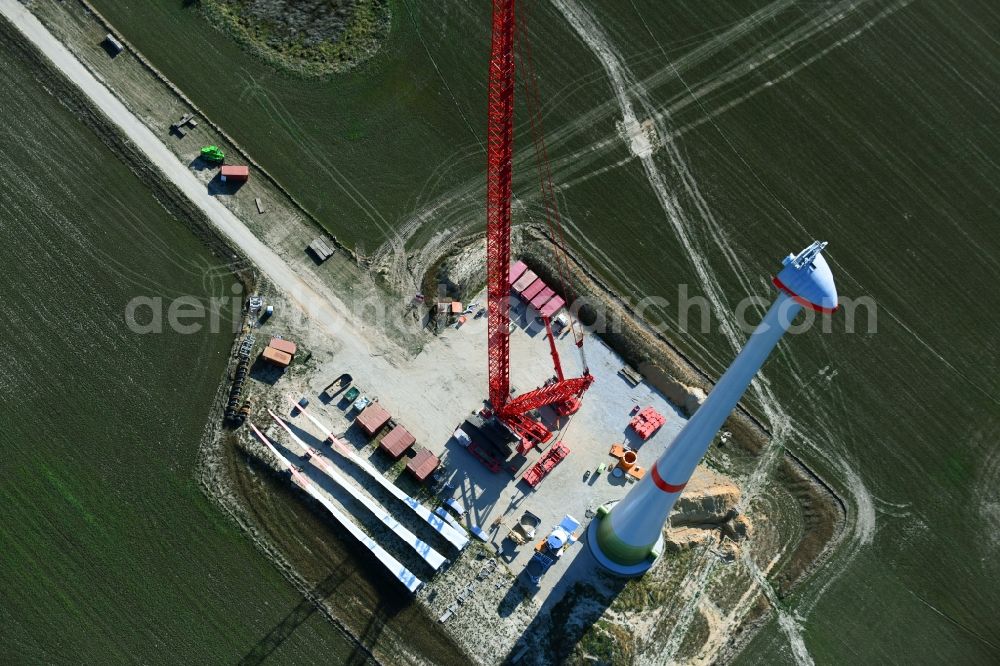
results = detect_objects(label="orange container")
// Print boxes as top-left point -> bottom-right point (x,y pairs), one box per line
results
618,450 -> 638,472
262,346 -> 292,368
268,337 -> 297,356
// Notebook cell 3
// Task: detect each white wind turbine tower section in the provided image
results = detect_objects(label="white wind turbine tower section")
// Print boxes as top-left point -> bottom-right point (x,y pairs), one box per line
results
588,241 -> 838,575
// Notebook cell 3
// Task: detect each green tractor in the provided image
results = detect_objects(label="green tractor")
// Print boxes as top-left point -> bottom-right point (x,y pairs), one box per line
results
200,145 -> 225,163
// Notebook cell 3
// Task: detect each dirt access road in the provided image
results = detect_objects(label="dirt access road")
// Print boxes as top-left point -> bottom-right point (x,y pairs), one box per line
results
0,0 -> 378,357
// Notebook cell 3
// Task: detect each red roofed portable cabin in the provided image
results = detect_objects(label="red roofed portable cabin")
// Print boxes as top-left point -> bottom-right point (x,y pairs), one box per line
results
406,448 -> 440,482
220,165 -> 249,183
511,270 -> 538,296
539,295 -> 565,319
261,347 -> 291,368
268,337 -> 297,356
529,287 -> 555,311
508,260 -> 528,286
379,424 -> 415,459
355,403 -> 391,437
521,278 -> 547,302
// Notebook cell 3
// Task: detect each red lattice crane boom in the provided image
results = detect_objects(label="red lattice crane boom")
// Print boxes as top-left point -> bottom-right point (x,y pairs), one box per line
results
486,0 -> 515,414
486,0 -> 593,441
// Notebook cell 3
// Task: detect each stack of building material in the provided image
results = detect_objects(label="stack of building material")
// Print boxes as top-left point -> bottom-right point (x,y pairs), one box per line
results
618,364 -> 642,387
356,403 -> 391,437
380,424 -> 416,459
308,237 -> 335,262
629,407 -> 666,440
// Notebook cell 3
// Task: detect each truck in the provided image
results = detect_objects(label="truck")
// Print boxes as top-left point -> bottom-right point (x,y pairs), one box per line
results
524,515 -> 580,584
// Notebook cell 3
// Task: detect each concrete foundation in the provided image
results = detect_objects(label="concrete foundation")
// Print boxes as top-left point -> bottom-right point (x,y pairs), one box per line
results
586,501 -> 663,576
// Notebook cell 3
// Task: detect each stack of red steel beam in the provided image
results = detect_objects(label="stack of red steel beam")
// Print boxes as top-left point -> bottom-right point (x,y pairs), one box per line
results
629,407 -> 666,441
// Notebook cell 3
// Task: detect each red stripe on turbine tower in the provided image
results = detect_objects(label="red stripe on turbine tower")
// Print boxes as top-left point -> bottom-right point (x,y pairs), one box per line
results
650,463 -> 686,494
772,276 -> 838,314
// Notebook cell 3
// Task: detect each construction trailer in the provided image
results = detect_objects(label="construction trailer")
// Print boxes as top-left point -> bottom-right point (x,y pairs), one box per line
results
220,165 -> 249,182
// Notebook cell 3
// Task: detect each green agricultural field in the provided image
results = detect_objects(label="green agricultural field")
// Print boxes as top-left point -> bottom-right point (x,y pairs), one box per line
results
0,24 -> 365,663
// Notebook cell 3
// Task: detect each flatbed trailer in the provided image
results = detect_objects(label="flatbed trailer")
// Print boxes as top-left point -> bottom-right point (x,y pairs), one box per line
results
522,442 -> 570,488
